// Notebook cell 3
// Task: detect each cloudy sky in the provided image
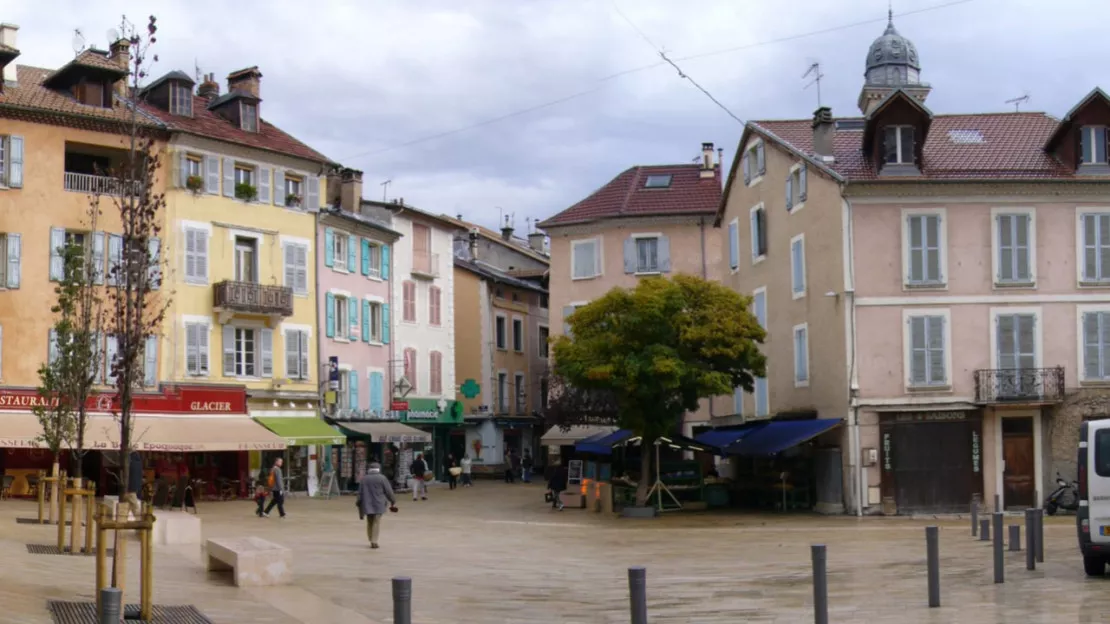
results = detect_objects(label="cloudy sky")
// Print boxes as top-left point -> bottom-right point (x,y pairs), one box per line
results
7,0 -> 1105,230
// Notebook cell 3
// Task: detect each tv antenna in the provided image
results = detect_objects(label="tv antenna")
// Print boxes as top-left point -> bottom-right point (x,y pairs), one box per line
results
1005,93 -> 1031,112
71,29 -> 86,56
803,61 -> 824,108
194,59 -> 202,83
380,179 -> 392,201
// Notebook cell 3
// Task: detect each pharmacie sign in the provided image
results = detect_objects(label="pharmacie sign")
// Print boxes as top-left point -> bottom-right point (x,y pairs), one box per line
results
0,386 -> 247,415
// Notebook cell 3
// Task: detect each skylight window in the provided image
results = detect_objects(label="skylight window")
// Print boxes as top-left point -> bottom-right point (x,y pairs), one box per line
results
644,174 -> 672,188
948,129 -> 984,144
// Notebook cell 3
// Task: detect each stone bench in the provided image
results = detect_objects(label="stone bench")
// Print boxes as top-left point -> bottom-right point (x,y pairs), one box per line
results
153,510 -> 202,545
206,536 -> 292,587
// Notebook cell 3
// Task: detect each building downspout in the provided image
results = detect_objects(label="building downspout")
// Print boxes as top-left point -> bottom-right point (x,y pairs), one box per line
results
844,197 -> 862,517
700,216 -> 714,429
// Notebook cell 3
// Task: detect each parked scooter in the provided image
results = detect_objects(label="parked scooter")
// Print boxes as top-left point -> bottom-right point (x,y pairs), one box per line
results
1045,472 -> 1079,515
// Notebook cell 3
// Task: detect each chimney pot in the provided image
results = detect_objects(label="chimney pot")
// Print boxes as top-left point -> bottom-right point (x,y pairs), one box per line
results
811,106 -> 835,161
699,141 -> 716,178
226,66 -> 262,99
1,23 -> 19,85
339,168 -> 363,213
197,72 -> 219,100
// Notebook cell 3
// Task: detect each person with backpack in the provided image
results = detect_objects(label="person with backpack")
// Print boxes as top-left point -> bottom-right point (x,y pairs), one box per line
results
410,453 -> 429,501
262,458 -> 286,518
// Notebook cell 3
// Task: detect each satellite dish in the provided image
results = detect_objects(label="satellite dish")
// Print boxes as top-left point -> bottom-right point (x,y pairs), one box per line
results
71,29 -> 85,56
107,28 -> 120,43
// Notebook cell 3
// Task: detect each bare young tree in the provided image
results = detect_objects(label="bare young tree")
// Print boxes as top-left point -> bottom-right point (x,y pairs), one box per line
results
101,14 -> 169,586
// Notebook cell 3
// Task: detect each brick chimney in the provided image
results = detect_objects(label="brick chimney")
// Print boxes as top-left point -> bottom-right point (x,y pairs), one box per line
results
699,142 -> 716,178
108,38 -> 130,97
339,169 -> 363,213
227,66 -> 261,98
197,73 -> 219,100
0,23 -> 19,85
812,107 -> 835,162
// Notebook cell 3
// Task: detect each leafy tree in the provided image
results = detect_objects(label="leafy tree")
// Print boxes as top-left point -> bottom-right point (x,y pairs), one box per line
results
550,275 -> 766,506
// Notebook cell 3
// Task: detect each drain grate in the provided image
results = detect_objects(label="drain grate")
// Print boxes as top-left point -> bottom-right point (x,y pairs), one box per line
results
26,544 -> 113,556
16,518 -> 74,526
49,601 -> 213,624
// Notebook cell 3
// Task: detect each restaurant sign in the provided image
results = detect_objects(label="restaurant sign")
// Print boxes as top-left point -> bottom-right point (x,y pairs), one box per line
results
0,386 -> 247,415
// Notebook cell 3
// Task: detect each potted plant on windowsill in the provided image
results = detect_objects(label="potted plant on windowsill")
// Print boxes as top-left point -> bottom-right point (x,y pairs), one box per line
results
234,183 -> 257,202
285,193 -> 302,208
185,175 -> 204,195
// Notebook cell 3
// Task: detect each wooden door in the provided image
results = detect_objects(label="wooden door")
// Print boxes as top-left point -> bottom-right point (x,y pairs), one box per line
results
888,420 -> 975,513
1002,416 -> 1035,509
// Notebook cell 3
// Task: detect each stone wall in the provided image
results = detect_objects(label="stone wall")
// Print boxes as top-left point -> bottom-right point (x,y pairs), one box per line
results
1048,388 -> 1110,481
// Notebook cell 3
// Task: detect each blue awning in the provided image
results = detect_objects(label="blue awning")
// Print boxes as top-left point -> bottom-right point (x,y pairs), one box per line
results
732,419 -> 842,457
576,429 -> 634,455
694,425 -> 763,453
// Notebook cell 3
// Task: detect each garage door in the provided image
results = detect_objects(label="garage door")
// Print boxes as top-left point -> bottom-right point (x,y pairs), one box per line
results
880,411 -> 983,514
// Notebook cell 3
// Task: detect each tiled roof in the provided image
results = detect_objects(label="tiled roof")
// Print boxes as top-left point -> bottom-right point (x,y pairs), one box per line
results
70,49 -> 127,74
752,112 -> 1073,181
539,164 -> 722,228
0,65 -> 159,126
140,93 -> 329,164
439,215 -> 550,264
454,256 -> 547,293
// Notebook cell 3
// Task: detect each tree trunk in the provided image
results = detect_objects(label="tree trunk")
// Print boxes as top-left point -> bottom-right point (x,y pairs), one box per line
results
635,442 -> 652,507
49,459 -> 59,524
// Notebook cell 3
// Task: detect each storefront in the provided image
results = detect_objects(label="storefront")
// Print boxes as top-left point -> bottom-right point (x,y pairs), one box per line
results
248,391 -> 327,495
0,385 -> 284,498
463,416 -> 541,477
879,410 -> 984,514
332,418 -> 432,491
391,398 -> 462,480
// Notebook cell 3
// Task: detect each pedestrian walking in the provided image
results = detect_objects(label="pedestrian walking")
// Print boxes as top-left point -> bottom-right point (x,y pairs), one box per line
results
410,453 -> 429,501
254,465 -> 269,517
123,451 -> 144,520
357,462 -> 397,549
262,458 -> 286,518
522,451 -> 534,483
504,450 -> 516,484
446,454 -> 460,490
547,461 -> 567,511
461,455 -> 473,487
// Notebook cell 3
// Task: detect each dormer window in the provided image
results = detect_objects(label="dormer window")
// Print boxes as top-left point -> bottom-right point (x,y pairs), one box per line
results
169,82 -> 192,116
1080,126 -> 1108,165
883,125 -> 915,165
74,80 -> 110,108
241,102 -> 258,132
644,174 -> 672,188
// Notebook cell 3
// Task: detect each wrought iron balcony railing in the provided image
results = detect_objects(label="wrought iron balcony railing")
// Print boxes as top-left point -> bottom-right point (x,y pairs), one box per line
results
973,367 -> 1065,404
213,281 -> 293,317
64,171 -> 142,197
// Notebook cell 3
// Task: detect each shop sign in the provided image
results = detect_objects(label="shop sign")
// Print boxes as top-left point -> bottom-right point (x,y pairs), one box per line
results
971,431 -> 981,473
882,432 -> 892,471
404,410 -> 439,421
893,411 -> 967,423
0,386 -> 247,415
328,356 -> 340,391
391,401 -> 410,411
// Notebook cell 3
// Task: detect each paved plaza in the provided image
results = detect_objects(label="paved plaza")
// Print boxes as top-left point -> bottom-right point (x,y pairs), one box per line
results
0,482 -> 1106,623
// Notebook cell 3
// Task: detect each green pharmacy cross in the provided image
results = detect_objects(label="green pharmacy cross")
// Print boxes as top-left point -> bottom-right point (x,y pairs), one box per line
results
460,379 -> 481,399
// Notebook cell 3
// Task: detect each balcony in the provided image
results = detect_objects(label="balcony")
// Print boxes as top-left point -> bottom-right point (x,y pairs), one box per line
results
213,280 -> 293,323
64,172 -> 142,197
63,142 -> 140,197
411,251 -> 440,279
973,367 -> 1065,404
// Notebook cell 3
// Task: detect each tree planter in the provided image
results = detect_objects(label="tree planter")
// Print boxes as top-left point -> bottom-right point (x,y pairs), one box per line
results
620,506 -> 658,519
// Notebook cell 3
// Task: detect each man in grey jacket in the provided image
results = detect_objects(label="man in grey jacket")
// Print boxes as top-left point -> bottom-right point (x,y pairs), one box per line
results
358,462 -> 397,548
263,458 -> 286,518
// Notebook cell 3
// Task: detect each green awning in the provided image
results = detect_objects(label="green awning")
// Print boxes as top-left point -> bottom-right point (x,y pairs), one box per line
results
254,417 -> 345,446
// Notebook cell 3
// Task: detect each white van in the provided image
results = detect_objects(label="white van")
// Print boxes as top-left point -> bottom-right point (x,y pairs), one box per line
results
1078,419 -> 1110,575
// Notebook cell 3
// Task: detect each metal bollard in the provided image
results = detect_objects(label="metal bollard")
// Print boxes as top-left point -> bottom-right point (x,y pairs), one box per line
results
1030,506 -> 1038,564
1025,509 -> 1035,570
98,587 -> 121,624
1009,525 -> 1021,552
628,567 -> 648,624
926,526 -> 940,608
392,577 -> 412,624
994,494 -> 1001,513
971,500 -> 978,536
812,544 -> 828,624
992,512 -> 1004,583
979,519 -> 990,541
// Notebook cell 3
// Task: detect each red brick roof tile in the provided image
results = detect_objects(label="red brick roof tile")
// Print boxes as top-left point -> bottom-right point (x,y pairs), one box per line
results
0,65 -> 157,126
539,164 -> 722,228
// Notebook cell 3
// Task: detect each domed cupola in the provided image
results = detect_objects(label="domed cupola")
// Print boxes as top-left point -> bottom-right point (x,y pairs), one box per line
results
857,10 -> 931,115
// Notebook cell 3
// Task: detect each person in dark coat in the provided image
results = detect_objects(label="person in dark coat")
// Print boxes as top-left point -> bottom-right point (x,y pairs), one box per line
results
357,462 -> 397,548
547,462 -> 568,511
446,454 -> 459,490
410,453 -> 429,501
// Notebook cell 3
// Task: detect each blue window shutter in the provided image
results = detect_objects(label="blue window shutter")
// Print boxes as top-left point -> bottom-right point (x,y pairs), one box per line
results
49,227 -> 65,281
799,166 -> 808,201
258,166 -> 271,203
92,231 -> 105,285
261,329 -> 273,377
727,222 -> 738,269
361,239 -> 371,275
349,296 -> 359,340
347,234 -> 357,270
381,304 -> 390,344
349,370 -> 359,408
274,169 -> 285,206
362,299 -> 371,342
5,232 -> 19,288
325,293 -> 335,338
8,135 -> 23,188
657,235 -> 671,272
148,237 -> 161,290
205,155 -> 219,194
143,335 -> 157,387
324,228 -> 334,267
623,237 -> 636,273
370,371 -> 383,412
222,157 -> 234,197
307,176 -> 320,210
381,246 -> 391,280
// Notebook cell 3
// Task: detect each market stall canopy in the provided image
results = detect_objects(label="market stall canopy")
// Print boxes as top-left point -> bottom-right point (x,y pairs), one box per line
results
539,425 -> 616,447
729,419 -> 842,457
337,421 -> 432,444
576,429 -> 634,454
0,412 -> 287,452
254,417 -> 346,446
694,426 -> 764,455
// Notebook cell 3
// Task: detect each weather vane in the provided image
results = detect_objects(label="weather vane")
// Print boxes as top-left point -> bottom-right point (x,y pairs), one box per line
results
803,62 -> 824,108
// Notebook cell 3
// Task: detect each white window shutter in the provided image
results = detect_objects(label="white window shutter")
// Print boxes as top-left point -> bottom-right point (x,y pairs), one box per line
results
298,332 -> 309,380
261,328 -> 273,377
295,245 -> 308,294
285,330 -> 298,379
107,234 -> 122,286
9,136 -> 23,188
274,170 -> 285,206
307,176 -> 320,211
223,326 -> 236,375
196,231 -> 208,282
49,227 -> 65,281
205,155 -> 220,194
92,231 -> 105,285
222,157 -> 234,197
143,335 -> 158,387
283,244 -> 295,288
105,335 -> 118,384
6,233 -> 20,289
258,166 -> 271,203
185,325 -> 199,375
177,151 -> 188,188
199,325 -> 210,374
